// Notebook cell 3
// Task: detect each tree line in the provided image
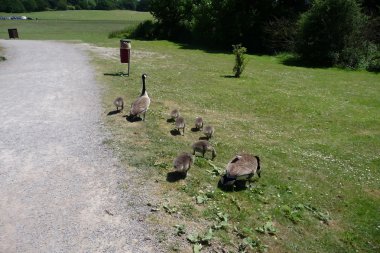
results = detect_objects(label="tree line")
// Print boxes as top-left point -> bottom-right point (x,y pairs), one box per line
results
133,0 -> 378,70
1,0 -> 378,70
0,0 -> 150,12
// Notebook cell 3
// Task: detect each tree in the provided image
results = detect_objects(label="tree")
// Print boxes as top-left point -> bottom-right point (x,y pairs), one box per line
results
35,0 -> 49,11
2,0 -> 26,12
21,0 -> 37,11
136,0 -> 150,11
118,0 -> 137,10
56,0 -> 67,10
149,0 -> 194,39
296,0 -> 368,66
96,0 -> 117,10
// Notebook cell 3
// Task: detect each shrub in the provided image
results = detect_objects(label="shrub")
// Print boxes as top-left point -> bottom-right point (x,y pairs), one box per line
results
296,0 -> 367,67
132,20 -> 159,40
263,17 -> 298,53
232,44 -> 247,78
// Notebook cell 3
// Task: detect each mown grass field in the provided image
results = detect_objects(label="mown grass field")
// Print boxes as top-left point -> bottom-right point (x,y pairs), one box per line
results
1,10 -> 379,253
0,10 -> 151,44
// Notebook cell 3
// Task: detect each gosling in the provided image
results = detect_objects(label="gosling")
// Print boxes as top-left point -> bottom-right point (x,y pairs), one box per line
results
173,152 -> 194,176
220,154 -> 261,187
170,109 -> 180,120
113,97 -> 124,111
194,117 -> 203,130
203,125 -> 214,139
175,116 -> 186,136
191,140 -> 216,160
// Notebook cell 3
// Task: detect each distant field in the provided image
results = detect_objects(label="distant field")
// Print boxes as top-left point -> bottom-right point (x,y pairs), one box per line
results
0,10 -> 151,44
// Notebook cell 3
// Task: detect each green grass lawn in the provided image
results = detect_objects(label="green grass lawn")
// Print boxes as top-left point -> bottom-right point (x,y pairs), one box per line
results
1,11 -> 379,252
0,10 -> 151,44
100,40 -> 379,252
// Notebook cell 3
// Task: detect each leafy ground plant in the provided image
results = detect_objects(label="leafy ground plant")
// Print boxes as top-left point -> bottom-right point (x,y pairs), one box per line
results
255,221 -> 277,235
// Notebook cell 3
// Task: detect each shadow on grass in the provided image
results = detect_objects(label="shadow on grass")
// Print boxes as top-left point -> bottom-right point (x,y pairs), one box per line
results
178,42 -> 231,55
104,72 -> 129,77
167,118 -> 175,123
107,110 -> 121,116
222,75 -> 237,78
125,115 -> 142,122
170,129 -> 182,136
191,127 -> 201,132
198,136 -> 209,141
166,171 -> 187,182
217,179 -> 249,192
279,54 -> 331,69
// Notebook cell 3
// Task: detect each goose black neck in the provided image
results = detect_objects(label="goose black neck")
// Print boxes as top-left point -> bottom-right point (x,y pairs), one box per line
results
141,76 -> 146,96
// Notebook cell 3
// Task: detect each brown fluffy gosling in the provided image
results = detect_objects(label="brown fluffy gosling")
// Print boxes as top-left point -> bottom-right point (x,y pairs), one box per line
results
173,152 -> 194,176
175,116 -> 186,136
191,140 -> 216,160
195,117 -> 203,130
170,109 -> 180,120
113,97 -> 124,111
203,125 -> 215,139
220,154 -> 261,187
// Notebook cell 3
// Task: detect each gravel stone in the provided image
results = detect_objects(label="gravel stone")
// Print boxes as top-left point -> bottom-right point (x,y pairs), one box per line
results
0,40 -> 161,253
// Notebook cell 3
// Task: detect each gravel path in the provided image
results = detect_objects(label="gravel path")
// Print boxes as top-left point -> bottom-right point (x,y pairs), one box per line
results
0,40 -> 158,253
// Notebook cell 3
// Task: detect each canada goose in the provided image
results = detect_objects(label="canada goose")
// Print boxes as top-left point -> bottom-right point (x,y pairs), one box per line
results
220,154 -> 261,187
130,74 -> 151,121
192,140 -> 216,160
170,109 -> 180,120
195,117 -> 203,130
113,97 -> 124,111
173,152 -> 194,175
203,125 -> 215,139
175,116 -> 186,135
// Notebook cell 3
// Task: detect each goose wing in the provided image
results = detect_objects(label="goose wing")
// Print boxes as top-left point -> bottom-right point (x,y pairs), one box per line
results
226,154 -> 256,178
130,95 -> 150,115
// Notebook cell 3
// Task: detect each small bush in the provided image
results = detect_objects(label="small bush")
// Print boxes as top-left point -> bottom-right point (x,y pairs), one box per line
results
108,27 -> 135,39
232,44 -> 247,78
339,41 -> 379,70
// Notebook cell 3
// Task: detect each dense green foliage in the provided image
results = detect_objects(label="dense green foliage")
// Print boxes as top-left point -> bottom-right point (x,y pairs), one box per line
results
143,0 -> 379,69
0,0 -> 148,12
148,0 -> 310,53
296,0 -> 375,69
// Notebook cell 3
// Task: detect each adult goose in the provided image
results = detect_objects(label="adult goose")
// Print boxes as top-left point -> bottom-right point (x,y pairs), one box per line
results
130,73 -> 151,121
220,154 -> 261,187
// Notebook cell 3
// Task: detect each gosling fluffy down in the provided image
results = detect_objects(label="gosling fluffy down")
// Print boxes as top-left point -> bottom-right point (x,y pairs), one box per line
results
113,97 -> 124,111
191,140 -> 216,160
170,109 -> 180,119
173,152 -> 194,175
203,125 -> 214,139
220,154 -> 261,187
175,116 -> 186,135
194,117 -> 203,130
